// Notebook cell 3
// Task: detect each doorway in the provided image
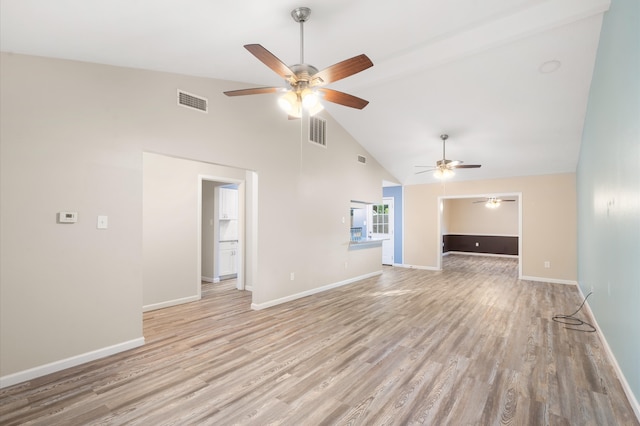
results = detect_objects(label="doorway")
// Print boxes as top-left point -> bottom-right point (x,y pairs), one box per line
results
199,175 -> 250,295
201,182 -> 241,286
437,193 -> 522,278
142,153 -> 257,311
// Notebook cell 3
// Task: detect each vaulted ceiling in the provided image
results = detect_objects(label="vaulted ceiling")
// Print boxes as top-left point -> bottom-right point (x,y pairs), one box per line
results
0,0 -> 610,184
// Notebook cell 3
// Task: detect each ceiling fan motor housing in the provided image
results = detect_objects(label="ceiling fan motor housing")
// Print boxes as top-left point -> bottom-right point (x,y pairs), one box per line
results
288,63 -> 320,87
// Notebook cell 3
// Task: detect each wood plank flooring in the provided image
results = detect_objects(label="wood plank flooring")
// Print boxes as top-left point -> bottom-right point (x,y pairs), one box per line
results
1,254 -> 638,425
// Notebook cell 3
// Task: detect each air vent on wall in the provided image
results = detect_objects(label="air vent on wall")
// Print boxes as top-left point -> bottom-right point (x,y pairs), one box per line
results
309,116 -> 327,147
357,155 -> 367,164
177,90 -> 208,113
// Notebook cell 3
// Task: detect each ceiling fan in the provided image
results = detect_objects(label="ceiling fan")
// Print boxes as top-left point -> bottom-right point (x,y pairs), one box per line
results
474,197 -> 516,208
415,134 -> 482,179
223,7 -> 373,118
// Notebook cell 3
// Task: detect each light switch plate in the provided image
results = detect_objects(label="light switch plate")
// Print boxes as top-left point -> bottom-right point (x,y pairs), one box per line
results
97,215 -> 108,229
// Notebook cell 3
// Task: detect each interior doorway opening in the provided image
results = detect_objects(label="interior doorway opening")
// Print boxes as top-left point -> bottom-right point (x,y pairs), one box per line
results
437,193 -> 522,279
198,173 -> 257,298
142,152 -> 257,311
201,181 -> 241,287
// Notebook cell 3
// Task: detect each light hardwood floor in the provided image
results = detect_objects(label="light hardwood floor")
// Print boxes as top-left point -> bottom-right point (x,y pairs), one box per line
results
1,255 -> 638,425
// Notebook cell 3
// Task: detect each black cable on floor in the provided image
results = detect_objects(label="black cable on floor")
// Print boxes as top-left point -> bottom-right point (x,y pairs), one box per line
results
552,291 -> 597,332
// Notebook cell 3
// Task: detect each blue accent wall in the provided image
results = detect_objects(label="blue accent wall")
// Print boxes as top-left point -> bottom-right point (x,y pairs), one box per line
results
383,186 -> 403,264
577,0 -> 640,402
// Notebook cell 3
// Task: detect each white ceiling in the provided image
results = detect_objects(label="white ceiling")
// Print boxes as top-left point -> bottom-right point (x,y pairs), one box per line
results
0,0 -> 610,184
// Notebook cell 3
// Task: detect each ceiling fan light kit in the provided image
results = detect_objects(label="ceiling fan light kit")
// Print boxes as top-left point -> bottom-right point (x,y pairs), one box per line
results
434,166 -> 455,179
486,198 -> 501,208
277,87 -> 324,118
223,7 -> 373,118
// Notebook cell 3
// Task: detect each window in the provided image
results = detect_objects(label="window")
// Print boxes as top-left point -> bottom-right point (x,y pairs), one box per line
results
371,204 -> 389,234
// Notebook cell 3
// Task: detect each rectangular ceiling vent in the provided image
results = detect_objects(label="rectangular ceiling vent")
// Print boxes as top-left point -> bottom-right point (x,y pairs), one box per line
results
309,116 -> 327,147
178,90 -> 208,113
357,155 -> 367,165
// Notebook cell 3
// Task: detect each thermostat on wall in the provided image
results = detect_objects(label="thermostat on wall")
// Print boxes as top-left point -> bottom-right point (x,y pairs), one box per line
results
57,211 -> 78,223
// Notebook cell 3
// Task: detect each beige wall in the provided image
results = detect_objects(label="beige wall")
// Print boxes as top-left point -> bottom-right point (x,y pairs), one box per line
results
445,197 -> 518,235
405,173 -> 576,281
0,53 -> 395,380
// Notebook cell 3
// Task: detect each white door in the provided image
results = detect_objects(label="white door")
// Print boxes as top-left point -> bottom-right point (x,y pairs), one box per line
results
369,198 -> 394,265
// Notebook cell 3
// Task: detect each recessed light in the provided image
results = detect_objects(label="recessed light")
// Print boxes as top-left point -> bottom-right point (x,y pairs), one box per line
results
539,60 -> 561,74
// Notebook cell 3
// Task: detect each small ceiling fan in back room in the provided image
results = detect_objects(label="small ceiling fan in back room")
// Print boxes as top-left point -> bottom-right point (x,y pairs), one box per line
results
223,7 -> 373,119
415,134 -> 482,179
474,197 -> 516,208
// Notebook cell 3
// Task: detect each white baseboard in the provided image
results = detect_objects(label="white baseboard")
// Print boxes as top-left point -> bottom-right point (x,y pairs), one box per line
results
575,285 -> 640,422
251,271 -> 382,310
395,263 -> 440,271
213,277 -> 220,283
143,294 -> 200,312
0,337 -> 145,389
201,276 -> 214,283
520,275 -> 577,285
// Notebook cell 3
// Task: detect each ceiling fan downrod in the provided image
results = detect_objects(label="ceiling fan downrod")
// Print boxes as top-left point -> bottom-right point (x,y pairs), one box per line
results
440,134 -> 448,160
291,7 -> 311,64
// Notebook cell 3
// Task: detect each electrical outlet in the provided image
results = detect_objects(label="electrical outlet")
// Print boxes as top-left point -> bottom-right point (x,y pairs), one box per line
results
544,261 -> 550,268
290,272 -> 295,281
344,262 -> 348,269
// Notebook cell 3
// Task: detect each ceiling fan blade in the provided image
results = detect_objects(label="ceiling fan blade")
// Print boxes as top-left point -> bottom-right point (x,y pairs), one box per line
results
453,164 -> 482,169
415,169 -> 436,175
311,54 -> 373,86
318,88 -> 369,109
223,87 -> 281,97
244,44 -> 297,82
